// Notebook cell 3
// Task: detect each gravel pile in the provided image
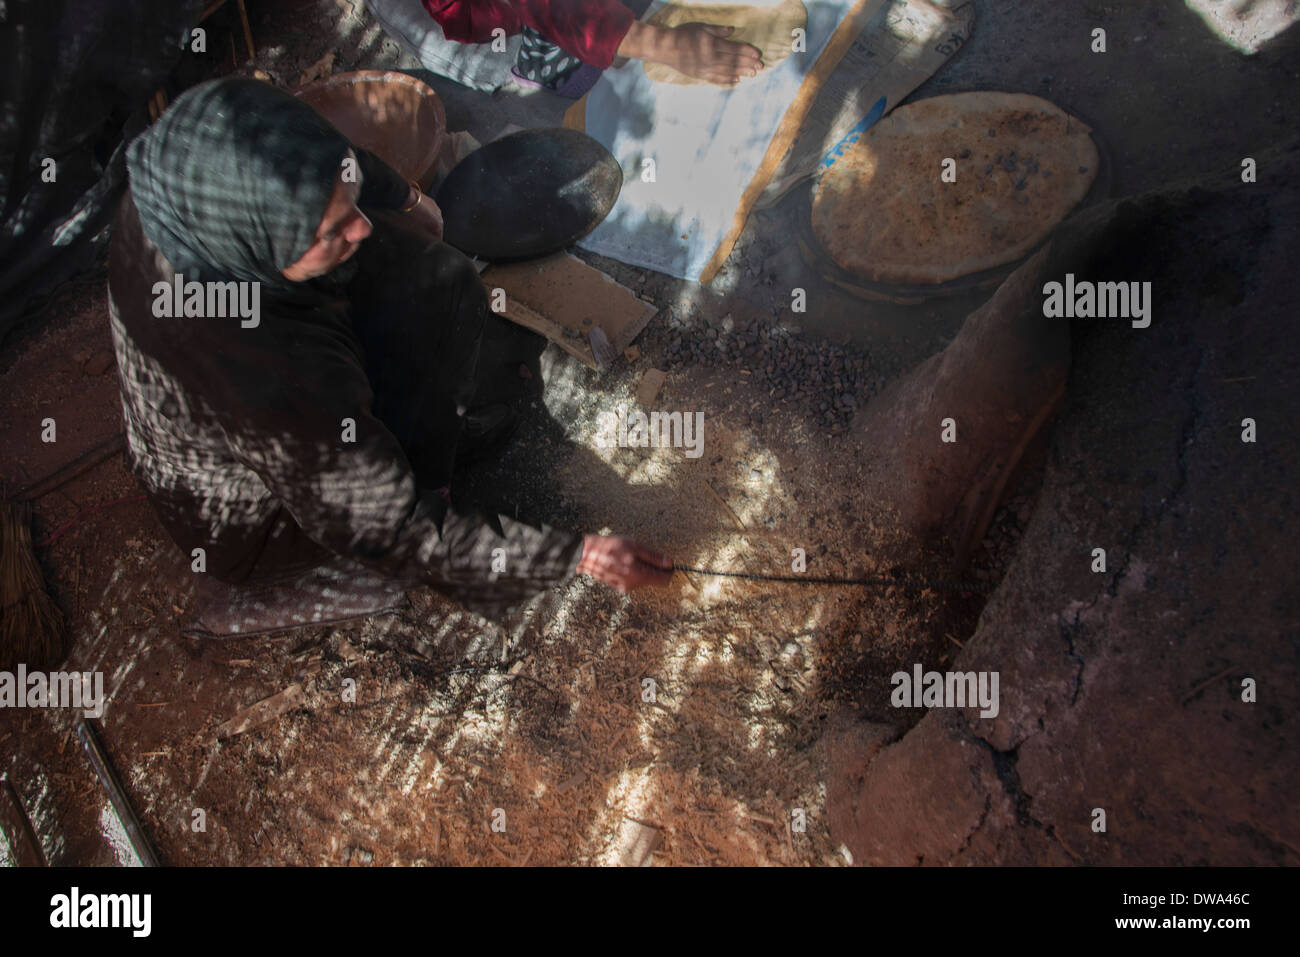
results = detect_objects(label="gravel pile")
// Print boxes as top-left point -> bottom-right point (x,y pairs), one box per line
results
644,306 -> 883,432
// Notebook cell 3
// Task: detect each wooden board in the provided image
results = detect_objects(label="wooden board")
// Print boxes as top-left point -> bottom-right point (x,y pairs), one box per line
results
482,253 -> 658,370
0,779 -> 45,866
636,368 -> 667,407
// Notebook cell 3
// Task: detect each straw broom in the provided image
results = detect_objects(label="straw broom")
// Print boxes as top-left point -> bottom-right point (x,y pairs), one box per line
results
0,498 -> 67,672
0,436 -> 124,672
0,443 -> 159,867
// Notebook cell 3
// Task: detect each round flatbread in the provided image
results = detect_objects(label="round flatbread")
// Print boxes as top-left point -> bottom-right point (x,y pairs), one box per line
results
811,92 -> 1100,285
641,0 -> 807,87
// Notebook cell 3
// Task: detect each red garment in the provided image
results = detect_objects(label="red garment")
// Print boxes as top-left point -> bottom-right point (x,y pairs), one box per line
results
422,0 -> 635,69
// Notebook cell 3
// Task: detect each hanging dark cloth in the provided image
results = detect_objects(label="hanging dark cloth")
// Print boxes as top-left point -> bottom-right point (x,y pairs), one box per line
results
0,0 -> 206,343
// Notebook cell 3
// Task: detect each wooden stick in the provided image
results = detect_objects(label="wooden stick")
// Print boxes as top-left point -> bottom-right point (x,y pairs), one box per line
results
701,481 -> 746,532
75,718 -> 160,867
236,0 -> 256,60
0,777 -> 46,866
12,434 -> 125,501
499,299 -> 598,369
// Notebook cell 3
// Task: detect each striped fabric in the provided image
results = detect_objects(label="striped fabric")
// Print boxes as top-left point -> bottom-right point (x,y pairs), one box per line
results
107,79 -> 583,617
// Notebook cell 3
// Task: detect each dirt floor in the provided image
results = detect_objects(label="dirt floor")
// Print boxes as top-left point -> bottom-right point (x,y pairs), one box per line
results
1,0 -> 1297,865
1,271 -> 1000,865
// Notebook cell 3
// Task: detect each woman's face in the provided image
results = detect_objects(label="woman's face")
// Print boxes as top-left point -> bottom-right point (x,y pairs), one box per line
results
282,150 -> 373,282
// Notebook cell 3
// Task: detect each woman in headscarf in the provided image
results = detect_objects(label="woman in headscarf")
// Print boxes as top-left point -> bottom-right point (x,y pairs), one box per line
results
107,77 -> 671,616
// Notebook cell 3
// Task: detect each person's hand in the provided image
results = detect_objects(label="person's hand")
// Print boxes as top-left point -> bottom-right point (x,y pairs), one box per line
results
619,21 -> 763,86
576,535 -> 673,593
660,22 -> 764,85
402,185 -> 443,241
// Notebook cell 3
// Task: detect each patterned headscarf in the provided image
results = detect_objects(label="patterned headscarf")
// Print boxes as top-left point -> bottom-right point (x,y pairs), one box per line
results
126,78 -> 350,287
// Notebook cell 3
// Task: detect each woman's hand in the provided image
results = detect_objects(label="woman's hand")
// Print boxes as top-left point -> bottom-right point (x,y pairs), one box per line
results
577,534 -> 674,593
619,21 -> 764,86
402,185 -> 444,241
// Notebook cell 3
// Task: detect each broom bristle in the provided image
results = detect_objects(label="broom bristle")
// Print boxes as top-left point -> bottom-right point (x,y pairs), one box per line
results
0,500 -> 68,672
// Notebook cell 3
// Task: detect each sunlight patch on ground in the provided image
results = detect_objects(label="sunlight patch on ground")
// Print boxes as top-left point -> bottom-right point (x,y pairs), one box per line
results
1184,0 -> 1299,52
593,764 -> 656,865
99,803 -> 142,867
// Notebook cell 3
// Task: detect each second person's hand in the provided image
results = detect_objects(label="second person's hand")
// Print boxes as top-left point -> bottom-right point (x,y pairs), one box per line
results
620,21 -> 764,86
665,22 -> 764,85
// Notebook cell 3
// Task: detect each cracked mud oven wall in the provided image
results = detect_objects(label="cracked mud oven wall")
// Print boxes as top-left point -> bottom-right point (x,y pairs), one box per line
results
828,150 -> 1300,865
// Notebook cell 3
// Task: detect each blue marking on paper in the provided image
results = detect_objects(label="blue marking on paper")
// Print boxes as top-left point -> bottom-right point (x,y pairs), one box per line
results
819,96 -> 888,170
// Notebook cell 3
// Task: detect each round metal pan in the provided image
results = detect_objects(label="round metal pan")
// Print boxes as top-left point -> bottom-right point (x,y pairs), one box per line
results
435,128 -> 622,262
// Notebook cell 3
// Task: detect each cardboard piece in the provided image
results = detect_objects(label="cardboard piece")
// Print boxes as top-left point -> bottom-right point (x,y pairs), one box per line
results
760,0 -> 976,204
615,819 -> 663,867
563,0 -> 974,282
483,253 -> 658,370
636,368 -> 667,407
